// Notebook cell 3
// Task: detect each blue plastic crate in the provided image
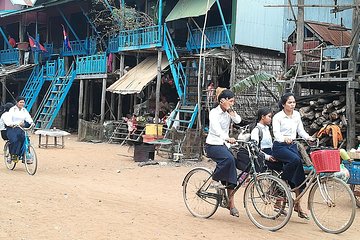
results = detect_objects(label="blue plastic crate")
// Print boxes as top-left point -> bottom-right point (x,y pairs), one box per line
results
343,160 -> 360,185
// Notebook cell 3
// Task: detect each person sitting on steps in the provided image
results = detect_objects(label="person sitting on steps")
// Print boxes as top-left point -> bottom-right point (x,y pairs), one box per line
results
205,88 -> 241,217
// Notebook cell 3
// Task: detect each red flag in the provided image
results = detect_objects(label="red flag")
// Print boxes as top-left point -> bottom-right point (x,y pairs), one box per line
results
28,33 -> 47,52
61,24 -> 71,50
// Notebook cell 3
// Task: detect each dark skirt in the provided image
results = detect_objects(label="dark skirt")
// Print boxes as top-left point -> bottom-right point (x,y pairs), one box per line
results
6,127 -> 25,156
205,144 -> 237,186
272,141 -> 306,190
262,148 -> 283,172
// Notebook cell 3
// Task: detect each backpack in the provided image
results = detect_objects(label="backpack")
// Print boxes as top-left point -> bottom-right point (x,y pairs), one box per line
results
237,123 -> 263,147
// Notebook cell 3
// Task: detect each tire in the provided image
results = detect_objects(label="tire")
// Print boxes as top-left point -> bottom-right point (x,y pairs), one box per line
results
182,167 -> 220,218
349,184 -> 360,208
3,141 -> 16,170
309,177 -> 356,234
243,174 -> 293,231
24,145 -> 37,175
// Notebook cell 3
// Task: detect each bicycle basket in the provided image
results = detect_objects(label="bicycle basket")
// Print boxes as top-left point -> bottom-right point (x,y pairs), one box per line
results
310,149 -> 340,173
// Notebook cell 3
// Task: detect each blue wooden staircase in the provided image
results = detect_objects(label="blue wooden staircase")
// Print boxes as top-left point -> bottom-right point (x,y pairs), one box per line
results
33,63 -> 77,129
163,25 -> 198,131
21,66 -> 44,112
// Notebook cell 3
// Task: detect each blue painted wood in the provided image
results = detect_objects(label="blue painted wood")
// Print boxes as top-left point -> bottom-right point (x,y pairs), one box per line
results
21,66 -> 45,112
0,26 -> 13,49
0,48 -> 19,65
187,24 -> 231,50
163,25 -> 188,102
108,25 -> 161,52
41,43 -> 53,60
76,53 -> 107,75
34,64 -> 77,129
61,37 -> 97,56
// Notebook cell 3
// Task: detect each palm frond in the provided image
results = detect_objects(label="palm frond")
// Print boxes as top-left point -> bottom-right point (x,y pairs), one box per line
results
232,72 -> 276,93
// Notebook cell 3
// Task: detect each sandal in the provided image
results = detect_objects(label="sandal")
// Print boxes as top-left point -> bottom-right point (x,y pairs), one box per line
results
229,207 -> 239,217
274,204 -> 288,216
294,204 -> 310,220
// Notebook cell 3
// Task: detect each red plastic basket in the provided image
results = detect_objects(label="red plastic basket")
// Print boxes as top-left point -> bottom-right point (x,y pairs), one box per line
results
310,150 -> 340,173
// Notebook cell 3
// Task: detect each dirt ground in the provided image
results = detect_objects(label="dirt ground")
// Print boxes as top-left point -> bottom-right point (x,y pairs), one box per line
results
0,133 -> 358,240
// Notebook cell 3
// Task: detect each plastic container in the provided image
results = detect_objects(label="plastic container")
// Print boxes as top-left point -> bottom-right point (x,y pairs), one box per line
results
145,124 -> 163,136
340,149 -> 350,160
310,150 -> 340,173
343,160 -> 360,185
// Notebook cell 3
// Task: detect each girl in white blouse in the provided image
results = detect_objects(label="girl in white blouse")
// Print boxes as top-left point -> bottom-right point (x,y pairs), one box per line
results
272,93 -> 313,220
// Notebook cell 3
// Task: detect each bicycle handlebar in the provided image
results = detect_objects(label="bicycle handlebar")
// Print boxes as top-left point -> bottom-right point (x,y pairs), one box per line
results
292,138 -> 319,148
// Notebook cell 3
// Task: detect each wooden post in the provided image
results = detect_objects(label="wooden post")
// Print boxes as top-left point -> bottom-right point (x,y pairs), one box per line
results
89,81 -> 94,117
78,79 -> 84,120
154,50 -> 162,123
117,54 -> 124,119
100,78 -> 107,124
230,49 -> 236,87
347,0 -> 360,150
84,80 -> 89,120
1,77 -> 6,103
295,0 -> 304,76
111,92 -> 116,120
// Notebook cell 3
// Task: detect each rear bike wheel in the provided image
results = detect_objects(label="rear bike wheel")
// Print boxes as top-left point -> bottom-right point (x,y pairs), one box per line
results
309,177 -> 356,234
24,145 -> 37,175
243,174 -> 293,231
349,184 -> 360,208
3,141 -> 16,170
182,167 -> 220,218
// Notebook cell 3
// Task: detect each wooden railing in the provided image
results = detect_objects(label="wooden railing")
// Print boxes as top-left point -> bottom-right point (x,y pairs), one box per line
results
76,53 -> 107,75
108,25 -> 161,52
0,48 -> 19,65
187,24 -> 232,50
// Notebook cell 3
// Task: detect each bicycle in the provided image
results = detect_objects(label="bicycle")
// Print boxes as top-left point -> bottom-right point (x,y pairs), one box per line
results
182,140 -> 293,231
279,138 -> 356,234
4,125 -> 38,175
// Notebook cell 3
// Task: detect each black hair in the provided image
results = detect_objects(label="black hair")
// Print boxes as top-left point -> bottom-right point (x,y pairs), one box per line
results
16,96 -> 25,102
217,89 -> 234,102
278,93 -> 295,110
256,107 -> 272,122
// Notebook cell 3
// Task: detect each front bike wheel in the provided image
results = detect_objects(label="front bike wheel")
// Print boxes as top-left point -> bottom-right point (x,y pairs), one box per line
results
3,142 -> 16,170
309,177 -> 356,234
244,174 -> 293,231
182,167 -> 219,218
349,184 -> 360,208
24,145 -> 37,175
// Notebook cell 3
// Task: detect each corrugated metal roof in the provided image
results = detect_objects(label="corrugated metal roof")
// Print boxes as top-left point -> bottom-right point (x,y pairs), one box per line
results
306,21 -> 351,46
107,56 -> 169,95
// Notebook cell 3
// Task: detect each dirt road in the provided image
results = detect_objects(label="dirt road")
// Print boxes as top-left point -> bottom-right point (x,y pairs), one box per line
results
0,134 -> 358,239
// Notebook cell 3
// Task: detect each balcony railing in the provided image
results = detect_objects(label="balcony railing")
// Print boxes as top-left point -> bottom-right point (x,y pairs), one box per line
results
187,24 -> 232,50
0,48 -> 19,65
61,37 -> 96,56
76,53 -> 107,75
108,25 -> 161,52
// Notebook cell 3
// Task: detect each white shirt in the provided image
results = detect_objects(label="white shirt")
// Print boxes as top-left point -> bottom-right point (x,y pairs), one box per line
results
272,110 -> 309,143
206,105 -> 241,145
6,106 -> 33,126
250,123 -> 273,149
0,112 -> 11,130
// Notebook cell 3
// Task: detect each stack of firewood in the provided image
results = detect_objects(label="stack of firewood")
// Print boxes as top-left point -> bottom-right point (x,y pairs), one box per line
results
297,94 -> 347,135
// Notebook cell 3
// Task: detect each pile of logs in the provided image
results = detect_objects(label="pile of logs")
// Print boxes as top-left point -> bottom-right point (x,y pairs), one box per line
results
297,94 -> 347,135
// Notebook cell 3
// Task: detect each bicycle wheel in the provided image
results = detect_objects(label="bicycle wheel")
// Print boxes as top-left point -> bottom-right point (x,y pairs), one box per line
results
349,184 -> 360,208
243,174 -> 293,231
309,177 -> 356,234
182,167 -> 220,218
3,141 -> 16,170
24,145 -> 37,175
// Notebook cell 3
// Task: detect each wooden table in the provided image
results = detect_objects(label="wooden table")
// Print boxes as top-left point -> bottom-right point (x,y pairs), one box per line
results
34,129 -> 70,148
